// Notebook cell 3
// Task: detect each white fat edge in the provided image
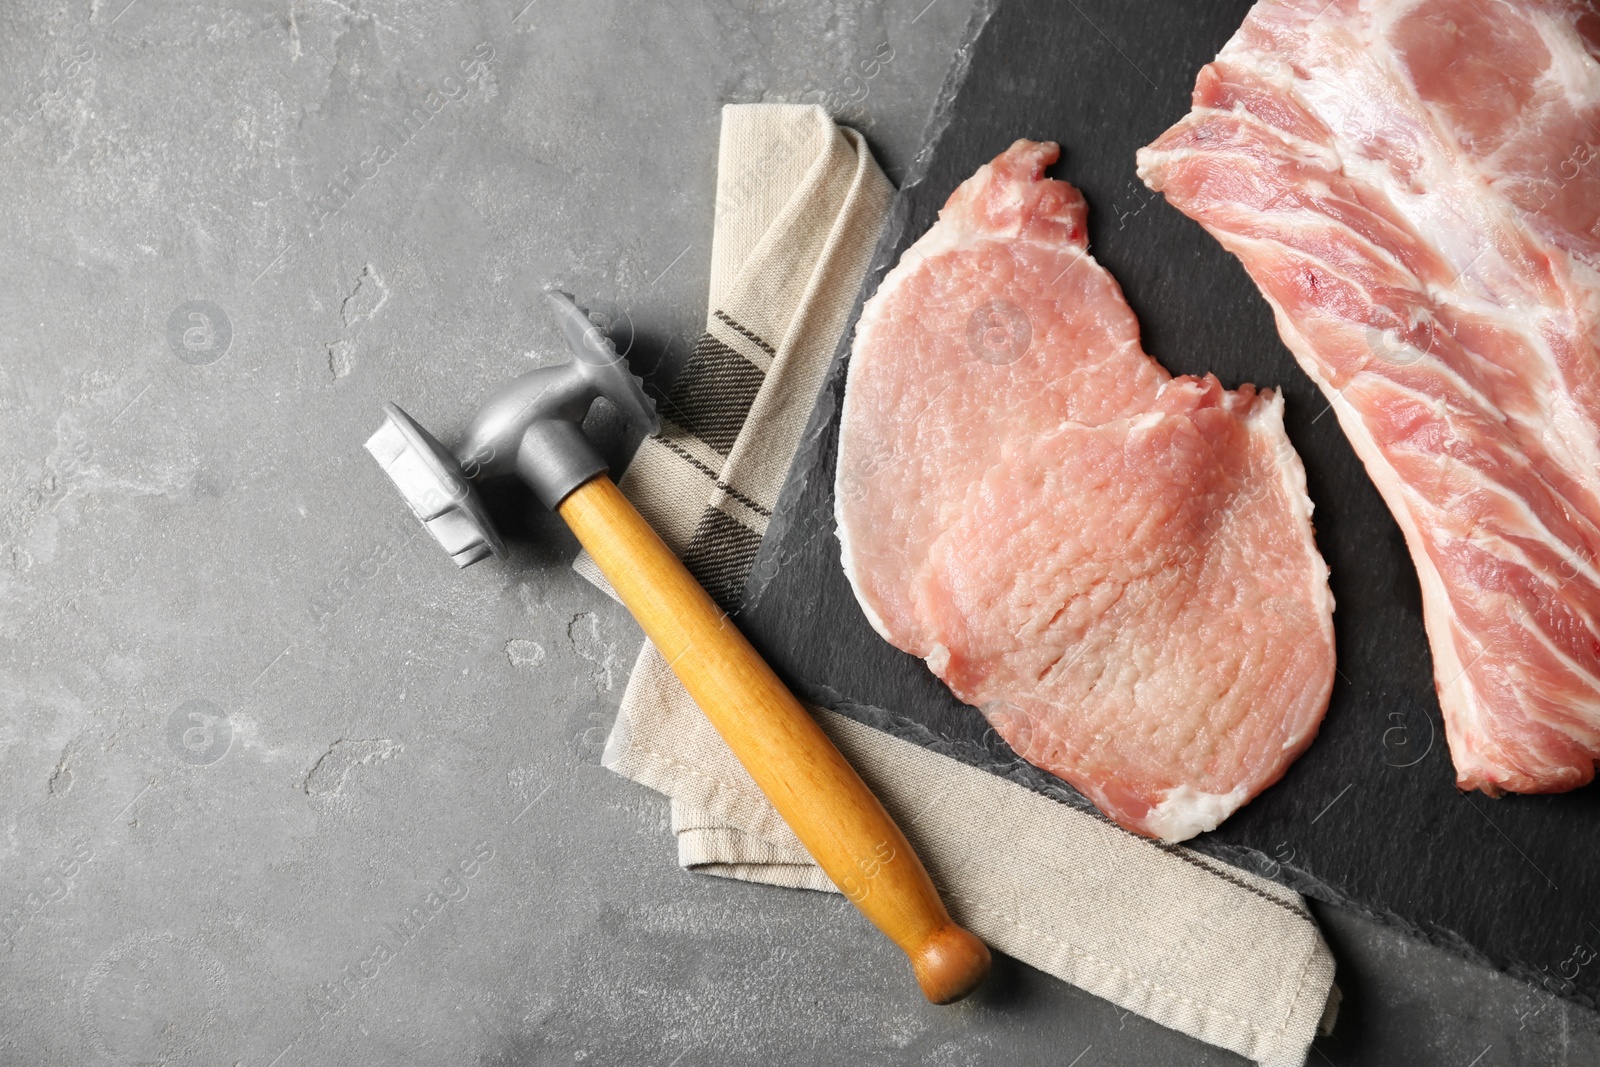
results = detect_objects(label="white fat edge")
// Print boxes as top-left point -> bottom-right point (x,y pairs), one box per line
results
1274,312 -> 1484,746
1144,784 -> 1252,843
1237,388 -> 1337,760
1132,144 -> 1168,189
833,376 -> 902,648
1242,387 -> 1336,622
835,203 -> 991,649
834,522 -> 901,645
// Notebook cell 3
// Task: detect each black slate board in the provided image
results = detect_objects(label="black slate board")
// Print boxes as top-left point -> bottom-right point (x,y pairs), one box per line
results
736,0 -> 1600,1008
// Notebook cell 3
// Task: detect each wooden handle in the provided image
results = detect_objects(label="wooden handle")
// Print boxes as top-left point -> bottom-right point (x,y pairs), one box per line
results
559,475 -> 990,1003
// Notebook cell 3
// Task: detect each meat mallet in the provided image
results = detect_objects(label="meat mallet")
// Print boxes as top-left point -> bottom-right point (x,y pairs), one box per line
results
364,290 -> 991,1003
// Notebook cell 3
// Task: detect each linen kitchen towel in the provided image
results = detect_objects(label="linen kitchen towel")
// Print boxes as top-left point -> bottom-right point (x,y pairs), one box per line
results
584,102 -> 1338,1067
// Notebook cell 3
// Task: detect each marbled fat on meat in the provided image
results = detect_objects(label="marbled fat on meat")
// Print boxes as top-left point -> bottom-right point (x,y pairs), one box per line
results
1139,0 -> 1600,794
836,140 -> 1336,841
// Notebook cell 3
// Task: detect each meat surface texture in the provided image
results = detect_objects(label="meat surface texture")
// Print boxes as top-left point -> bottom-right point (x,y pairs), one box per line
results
1138,0 -> 1600,795
836,140 -> 1336,841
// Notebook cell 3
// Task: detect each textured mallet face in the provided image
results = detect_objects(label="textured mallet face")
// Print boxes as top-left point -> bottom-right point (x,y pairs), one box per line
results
365,405 -> 503,568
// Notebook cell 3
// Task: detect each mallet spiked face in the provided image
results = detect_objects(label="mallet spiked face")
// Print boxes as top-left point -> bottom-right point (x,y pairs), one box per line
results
366,291 -> 991,1003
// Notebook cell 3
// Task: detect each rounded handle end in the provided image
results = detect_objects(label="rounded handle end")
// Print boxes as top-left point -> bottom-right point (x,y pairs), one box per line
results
911,923 -> 992,1004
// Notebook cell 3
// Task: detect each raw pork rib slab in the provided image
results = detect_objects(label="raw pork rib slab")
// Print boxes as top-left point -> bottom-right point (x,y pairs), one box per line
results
1139,0 -> 1600,795
836,140 -> 1336,841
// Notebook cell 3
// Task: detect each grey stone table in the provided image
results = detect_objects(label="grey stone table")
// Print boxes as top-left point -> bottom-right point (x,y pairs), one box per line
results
0,2 -> 1595,1065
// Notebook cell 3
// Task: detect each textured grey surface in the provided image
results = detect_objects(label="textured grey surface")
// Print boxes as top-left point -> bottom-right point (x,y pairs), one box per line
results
0,2 -> 1596,1066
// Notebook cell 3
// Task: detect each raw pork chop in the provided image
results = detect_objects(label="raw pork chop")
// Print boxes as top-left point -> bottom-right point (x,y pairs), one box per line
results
1139,0 -> 1600,795
836,140 -> 1336,841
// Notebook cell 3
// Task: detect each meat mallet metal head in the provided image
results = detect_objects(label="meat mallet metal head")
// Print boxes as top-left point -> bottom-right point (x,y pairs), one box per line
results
364,289 -> 659,566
